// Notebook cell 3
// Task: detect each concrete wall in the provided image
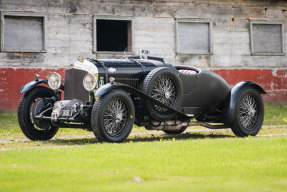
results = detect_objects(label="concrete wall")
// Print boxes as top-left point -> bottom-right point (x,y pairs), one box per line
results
0,0 -> 287,111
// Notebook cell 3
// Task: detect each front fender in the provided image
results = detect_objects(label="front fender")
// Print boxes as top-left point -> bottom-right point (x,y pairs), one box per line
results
94,83 -> 122,98
224,81 -> 267,125
19,79 -> 48,93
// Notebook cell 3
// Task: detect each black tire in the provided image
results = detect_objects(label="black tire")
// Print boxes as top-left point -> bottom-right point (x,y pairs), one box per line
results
18,86 -> 59,141
91,90 -> 135,143
163,126 -> 187,134
142,67 -> 183,121
231,87 -> 264,137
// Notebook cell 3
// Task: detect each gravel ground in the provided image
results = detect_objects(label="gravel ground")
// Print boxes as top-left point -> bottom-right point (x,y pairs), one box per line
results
1,124 -> 286,144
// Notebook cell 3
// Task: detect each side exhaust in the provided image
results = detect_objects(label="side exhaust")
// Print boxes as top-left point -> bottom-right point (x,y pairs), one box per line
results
147,120 -> 229,131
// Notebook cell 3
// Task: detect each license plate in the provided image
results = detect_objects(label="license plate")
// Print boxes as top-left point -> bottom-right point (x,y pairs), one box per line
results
62,110 -> 71,117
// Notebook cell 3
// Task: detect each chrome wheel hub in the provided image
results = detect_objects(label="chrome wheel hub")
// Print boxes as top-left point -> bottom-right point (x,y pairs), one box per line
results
248,108 -> 256,116
165,91 -> 171,99
115,113 -> 123,123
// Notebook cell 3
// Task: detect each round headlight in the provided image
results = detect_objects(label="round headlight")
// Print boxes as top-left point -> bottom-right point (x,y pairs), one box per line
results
48,72 -> 62,90
83,74 -> 97,91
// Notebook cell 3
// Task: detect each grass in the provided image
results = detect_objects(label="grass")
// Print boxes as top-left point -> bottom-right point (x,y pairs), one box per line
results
1,103 -> 286,138
0,103 -> 286,191
0,137 -> 286,191
264,103 -> 287,125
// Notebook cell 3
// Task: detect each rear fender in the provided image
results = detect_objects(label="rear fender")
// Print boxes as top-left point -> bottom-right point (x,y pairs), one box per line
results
19,79 -> 48,93
224,81 -> 267,125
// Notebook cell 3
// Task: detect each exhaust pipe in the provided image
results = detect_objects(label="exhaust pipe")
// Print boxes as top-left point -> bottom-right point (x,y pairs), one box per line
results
149,120 -> 229,131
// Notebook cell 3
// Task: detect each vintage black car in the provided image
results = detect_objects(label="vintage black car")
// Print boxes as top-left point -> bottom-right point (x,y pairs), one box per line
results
18,54 -> 266,142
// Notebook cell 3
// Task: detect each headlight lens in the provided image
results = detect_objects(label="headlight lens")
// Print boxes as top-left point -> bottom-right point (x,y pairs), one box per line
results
83,74 -> 97,91
48,72 -> 62,90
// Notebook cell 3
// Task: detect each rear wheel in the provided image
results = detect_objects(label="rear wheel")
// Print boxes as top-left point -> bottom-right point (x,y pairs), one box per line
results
231,87 -> 264,137
142,67 -> 183,121
18,86 -> 59,141
91,90 -> 135,143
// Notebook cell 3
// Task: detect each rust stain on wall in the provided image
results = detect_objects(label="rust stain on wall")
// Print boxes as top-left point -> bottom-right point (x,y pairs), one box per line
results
13,53 -> 35,57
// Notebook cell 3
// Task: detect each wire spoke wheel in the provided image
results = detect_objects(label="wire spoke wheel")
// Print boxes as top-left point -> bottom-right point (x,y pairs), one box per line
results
151,75 -> 176,112
92,90 -> 134,142
230,87 -> 264,137
103,98 -> 128,136
142,67 -> 183,121
239,95 -> 258,130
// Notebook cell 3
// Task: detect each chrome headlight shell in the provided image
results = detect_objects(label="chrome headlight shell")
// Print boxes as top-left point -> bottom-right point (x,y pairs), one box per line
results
83,73 -> 97,92
48,72 -> 62,90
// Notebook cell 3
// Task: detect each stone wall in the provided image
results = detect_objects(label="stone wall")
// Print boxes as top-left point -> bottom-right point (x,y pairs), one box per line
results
0,0 -> 286,111
0,0 -> 286,67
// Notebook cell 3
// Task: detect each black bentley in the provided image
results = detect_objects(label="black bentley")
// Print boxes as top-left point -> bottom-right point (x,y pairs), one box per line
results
18,54 -> 266,142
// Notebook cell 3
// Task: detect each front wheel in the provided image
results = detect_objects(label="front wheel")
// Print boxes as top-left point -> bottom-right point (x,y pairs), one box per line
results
18,86 -> 59,141
231,87 -> 264,137
91,90 -> 135,143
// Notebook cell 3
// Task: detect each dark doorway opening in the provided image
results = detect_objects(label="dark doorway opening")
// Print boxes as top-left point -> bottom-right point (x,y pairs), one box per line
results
96,19 -> 132,52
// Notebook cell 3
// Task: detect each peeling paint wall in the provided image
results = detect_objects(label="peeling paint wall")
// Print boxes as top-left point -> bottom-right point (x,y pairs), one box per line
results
0,68 -> 286,112
0,0 -> 286,111
213,69 -> 287,103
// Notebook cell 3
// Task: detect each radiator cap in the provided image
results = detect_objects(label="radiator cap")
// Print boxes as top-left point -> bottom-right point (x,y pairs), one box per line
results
78,55 -> 84,63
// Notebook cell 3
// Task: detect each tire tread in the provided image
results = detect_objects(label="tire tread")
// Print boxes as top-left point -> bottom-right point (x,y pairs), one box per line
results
230,87 -> 264,137
91,90 -> 135,142
18,86 -> 58,141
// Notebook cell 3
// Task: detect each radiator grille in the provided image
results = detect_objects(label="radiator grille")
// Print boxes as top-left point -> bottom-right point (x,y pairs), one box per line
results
64,68 -> 89,101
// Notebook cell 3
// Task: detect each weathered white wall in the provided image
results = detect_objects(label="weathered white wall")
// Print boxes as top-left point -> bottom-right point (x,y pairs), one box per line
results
0,0 -> 286,68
